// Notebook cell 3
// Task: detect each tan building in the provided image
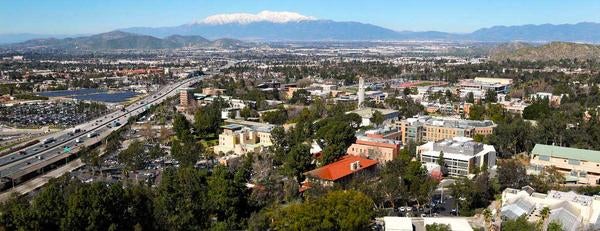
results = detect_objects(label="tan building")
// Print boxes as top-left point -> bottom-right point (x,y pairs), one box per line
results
399,116 -> 496,144
347,136 -> 401,163
529,144 -> 600,185
179,88 -> 194,107
202,87 -> 226,96
213,123 -> 275,155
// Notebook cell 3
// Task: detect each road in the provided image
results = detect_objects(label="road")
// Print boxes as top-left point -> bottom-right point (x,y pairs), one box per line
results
0,75 -> 203,180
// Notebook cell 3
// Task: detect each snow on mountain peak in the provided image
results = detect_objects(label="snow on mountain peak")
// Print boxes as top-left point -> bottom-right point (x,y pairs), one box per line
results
199,10 -> 316,25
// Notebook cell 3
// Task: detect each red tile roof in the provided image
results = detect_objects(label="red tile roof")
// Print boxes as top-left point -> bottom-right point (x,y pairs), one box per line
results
304,155 -> 378,181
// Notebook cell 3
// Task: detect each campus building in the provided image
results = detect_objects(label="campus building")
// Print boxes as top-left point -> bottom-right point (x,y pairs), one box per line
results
458,77 -> 512,98
347,135 -> 401,163
398,116 -> 496,144
346,107 -> 400,127
529,144 -> 600,185
213,121 -> 275,155
303,155 -> 378,187
417,137 -> 496,177
501,187 -> 600,231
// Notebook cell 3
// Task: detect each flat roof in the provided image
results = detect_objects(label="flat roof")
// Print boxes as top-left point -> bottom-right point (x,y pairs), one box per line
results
383,217 -> 412,231
531,144 -> 600,163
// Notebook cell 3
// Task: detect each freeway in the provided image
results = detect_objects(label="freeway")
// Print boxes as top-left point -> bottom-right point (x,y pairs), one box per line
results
0,75 -> 203,179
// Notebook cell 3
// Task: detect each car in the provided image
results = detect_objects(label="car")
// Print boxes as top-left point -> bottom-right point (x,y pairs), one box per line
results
421,214 -> 427,218
399,207 -> 405,212
406,207 -> 413,212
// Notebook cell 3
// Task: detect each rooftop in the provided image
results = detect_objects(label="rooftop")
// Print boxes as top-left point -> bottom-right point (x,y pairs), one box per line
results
304,155 -> 377,181
405,116 -> 495,129
531,144 -> 600,163
347,107 -> 399,118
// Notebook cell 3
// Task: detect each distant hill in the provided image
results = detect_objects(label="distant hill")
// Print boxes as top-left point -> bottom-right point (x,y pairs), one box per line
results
490,42 -> 600,61
467,22 -> 600,43
2,31 -> 247,50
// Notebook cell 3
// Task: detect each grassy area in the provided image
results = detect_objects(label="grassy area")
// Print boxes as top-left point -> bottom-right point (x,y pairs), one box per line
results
415,81 -> 434,87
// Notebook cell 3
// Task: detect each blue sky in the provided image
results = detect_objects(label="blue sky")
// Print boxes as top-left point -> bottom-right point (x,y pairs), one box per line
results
2,0 -> 600,34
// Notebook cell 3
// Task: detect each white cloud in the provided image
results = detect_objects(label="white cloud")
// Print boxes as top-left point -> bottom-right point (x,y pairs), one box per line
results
199,10 -> 316,25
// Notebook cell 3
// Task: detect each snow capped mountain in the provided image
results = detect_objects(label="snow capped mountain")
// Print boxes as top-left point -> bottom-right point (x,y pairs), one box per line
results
198,10 -> 316,25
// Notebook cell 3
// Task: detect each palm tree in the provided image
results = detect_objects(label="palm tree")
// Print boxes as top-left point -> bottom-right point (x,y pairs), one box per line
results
482,208 -> 492,230
539,207 -> 550,229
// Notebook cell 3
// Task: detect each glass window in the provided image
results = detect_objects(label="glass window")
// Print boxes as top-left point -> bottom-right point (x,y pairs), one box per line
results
539,155 -> 550,161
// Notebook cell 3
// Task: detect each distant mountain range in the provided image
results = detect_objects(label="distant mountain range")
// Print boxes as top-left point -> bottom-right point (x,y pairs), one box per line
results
2,31 -> 248,50
6,17 -> 600,48
121,21 -> 600,43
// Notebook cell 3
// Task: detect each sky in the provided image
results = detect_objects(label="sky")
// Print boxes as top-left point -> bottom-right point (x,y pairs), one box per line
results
2,0 -> 600,35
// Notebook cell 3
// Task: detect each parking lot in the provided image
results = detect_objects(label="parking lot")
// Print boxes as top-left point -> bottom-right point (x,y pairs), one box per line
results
0,101 -> 107,127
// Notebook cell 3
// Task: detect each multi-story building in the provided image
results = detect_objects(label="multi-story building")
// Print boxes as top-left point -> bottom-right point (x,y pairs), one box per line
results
417,137 -> 496,177
213,122 -> 275,155
458,77 -> 512,97
179,87 -> 194,108
529,144 -> 600,185
398,116 -> 496,144
347,135 -> 401,163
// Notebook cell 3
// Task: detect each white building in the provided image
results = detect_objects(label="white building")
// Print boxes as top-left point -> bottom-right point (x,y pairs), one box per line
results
417,137 -> 496,177
501,188 -> 600,231
346,108 -> 400,127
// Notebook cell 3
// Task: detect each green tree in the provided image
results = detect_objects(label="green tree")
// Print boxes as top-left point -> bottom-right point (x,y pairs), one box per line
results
207,165 -> 249,229
468,104 -> 486,120
173,113 -> 193,141
262,108 -> 288,125
501,215 -> 536,231
270,190 -> 374,231
497,159 -> 529,190
437,151 -> 446,176
485,89 -> 498,103
154,167 -> 208,230
547,220 -> 564,231
283,144 -> 313,182
426,223 -> 451,231
118,140 -> 148,171
466,92 -> 475,104
370,110 -> 385,127
315,119 -> 357,164
171,139 -> 202,167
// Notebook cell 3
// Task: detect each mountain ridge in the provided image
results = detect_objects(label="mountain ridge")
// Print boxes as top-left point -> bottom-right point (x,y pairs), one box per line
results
490,42 -> 600,61
2,31 -> 248,50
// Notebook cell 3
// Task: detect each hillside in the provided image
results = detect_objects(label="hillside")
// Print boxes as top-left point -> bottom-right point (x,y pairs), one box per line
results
3,31 -> 247,50
490,42 -> 600,61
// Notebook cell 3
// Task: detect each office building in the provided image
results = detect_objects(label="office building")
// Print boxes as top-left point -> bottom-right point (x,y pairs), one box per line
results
213,122 -> 275,155
399,116 -> 496,144
529,144 -> 600,185
417,137 -> 496,177
347,135 -> 401,163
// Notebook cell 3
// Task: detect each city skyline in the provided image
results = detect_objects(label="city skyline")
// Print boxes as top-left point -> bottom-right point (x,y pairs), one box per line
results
2,0 -> 600,34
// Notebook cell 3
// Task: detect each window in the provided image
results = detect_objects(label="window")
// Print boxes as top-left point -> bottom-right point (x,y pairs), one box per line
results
568,159 -> 581,165
539,155 -> 550,161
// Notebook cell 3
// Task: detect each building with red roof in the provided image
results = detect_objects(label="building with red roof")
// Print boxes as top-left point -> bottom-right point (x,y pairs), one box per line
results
304,155 -> 378,187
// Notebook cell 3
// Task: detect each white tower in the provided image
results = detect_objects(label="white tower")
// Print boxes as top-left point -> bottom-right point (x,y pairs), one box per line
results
358,76 -> 365,109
